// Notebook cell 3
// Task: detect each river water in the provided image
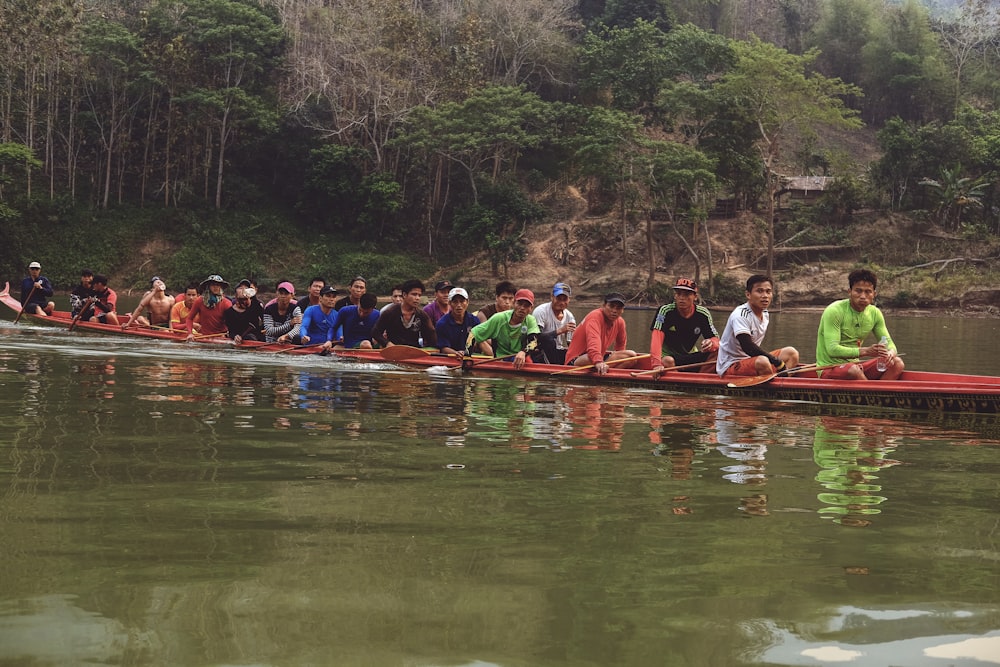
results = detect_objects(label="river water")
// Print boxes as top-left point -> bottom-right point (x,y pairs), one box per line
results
1,305 -> 999,666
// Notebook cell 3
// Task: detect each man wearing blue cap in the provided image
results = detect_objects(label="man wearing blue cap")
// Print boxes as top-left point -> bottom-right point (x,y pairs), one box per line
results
532,282 -> 576,364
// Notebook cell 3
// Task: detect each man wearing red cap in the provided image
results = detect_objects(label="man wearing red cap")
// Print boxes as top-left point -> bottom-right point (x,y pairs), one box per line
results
647,277 -> 720,375
467,288 -> 539,369
565,292 -> 640,374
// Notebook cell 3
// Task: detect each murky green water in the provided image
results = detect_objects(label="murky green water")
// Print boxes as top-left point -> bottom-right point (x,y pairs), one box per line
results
1,311 -> 999,666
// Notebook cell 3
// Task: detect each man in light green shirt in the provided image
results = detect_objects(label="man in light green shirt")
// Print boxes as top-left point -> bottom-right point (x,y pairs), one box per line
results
468,288 -> 540,370
815,269 -> 904,380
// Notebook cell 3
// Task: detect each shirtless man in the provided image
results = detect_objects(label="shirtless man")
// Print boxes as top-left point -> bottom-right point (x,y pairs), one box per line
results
123,276 -> 173,330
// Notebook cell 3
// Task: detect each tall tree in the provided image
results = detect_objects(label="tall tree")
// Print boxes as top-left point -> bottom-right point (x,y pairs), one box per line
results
164,0 -> 284,209
714,36 -> 862,277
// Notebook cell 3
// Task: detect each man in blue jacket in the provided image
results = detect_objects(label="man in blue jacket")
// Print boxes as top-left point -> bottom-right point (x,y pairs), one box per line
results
20,261 -> 55,317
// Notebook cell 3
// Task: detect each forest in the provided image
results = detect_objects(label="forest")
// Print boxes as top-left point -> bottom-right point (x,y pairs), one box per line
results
1,0 -> 998,293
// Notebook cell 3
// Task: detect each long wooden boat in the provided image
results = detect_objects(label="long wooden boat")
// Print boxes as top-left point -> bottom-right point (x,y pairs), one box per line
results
6,281 -> 1000,413
333,346 -> 1000,416
0,281 -> 319,354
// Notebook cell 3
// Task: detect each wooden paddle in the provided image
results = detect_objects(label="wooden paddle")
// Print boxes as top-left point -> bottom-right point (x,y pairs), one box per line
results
191,330 -> 228,340
631,359 -> 715,377
380,345 -> 431,361
272,343 -> 325,354
13,285 -> 36,324
551,353 -> 651,376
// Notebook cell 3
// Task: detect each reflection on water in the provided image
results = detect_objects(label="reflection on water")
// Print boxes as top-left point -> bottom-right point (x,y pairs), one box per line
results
1,327 -> 1000,666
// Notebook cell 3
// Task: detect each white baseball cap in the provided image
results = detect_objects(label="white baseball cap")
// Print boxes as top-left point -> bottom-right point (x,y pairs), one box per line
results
448,287 -> 469,301
28,261 -> 41,269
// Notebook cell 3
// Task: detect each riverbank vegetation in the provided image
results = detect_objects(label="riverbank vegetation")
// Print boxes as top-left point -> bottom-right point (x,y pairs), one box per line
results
1,0 -> 998,302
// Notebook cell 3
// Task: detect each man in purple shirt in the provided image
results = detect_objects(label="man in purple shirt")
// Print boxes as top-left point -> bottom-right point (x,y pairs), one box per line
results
423,279 -> 453,324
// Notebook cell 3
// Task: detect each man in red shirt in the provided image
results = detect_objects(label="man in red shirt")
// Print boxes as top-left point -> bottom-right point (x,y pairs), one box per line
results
564,292 -> 640,375
185,274 -> 232,340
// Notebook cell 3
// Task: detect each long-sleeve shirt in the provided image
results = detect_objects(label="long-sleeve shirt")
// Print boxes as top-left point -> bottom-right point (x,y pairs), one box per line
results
372,304 -> 437,348
263,302 -> 302,343
300,304 -> 339,344
564,308 -> 628,366
337,305 -> 380,348
815,298 -> 894,368
20,276 -> 54,308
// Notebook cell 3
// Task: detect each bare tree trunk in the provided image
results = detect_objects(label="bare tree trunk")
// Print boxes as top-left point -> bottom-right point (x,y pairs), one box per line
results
646,210 -> 655,288
704,216 -> 714,299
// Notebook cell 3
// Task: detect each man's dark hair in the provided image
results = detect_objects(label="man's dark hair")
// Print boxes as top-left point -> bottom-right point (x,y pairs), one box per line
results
495,280 -> 516,296
185,283 -> 199,292
309,276 -> 326,286
391,284 -> 403,294
359,293 -> 378,309
746,274 -> 772,292
93,274 -> 109,286
80,268 -> 94,277
401,279 -> 424,294
848,269 -> 878,290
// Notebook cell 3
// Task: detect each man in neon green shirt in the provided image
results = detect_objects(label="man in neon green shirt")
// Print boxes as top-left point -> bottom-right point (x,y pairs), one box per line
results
467,289 -> 540,370
815,269 -> 904,380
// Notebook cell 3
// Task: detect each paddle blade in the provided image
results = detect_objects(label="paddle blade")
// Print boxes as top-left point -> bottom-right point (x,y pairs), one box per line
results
380,345 -> 431,361
726,372 -> 778,388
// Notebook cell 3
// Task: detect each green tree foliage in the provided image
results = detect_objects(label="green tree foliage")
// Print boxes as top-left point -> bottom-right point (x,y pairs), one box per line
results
860,0 -> 951,125
599,0 -> 674,31
578,20 -> 672,119
713,36 -> 863,276
919,166 -> 990,231
453,181 -> 544,276
808,0 -> 872,106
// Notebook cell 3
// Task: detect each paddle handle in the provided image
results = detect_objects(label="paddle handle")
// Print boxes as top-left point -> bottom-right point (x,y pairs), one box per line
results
631,358 -> 715,377
551,353 -> 650,375
13,285 -> 37,324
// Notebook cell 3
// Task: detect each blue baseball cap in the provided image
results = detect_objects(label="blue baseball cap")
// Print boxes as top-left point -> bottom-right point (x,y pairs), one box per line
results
553,282 -> 571,297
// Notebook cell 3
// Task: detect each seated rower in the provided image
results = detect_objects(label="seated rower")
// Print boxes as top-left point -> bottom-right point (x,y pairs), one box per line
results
184,274 -> 232,341
816,269 -> 904,381
716,275 -> 799,377
171,284 -> 201,332
20,261 -> 55,317
532,282 -> 576,364
263,281 -> 301,343
371,279 -> 437,348
70,268 -> 95,318
648,278 -> 720,376
299,285 -> 340,352
123,276 -> 173,330
436,287 -> 492,357
565,292 -> 640,374
225,285 -> 264,344
335,292 -> 380,349
84,274 -> 120,326
467,289 -> 539,370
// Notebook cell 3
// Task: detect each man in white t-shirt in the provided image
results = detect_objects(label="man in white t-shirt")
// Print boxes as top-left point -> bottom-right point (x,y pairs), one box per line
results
716,274 -> 799,377
532,282 -> 576,364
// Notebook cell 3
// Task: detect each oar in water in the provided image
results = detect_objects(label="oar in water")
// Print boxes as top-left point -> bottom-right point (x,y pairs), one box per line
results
550,353 -> 651,376
630,359 -> 715,377
271,343 -> 325,354
12,285 -> 37,324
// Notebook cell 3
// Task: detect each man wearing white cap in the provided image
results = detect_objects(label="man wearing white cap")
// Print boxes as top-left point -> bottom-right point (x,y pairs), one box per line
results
532,282 -> 576,364
436,287 -> 493,357
20,261 -> 55,317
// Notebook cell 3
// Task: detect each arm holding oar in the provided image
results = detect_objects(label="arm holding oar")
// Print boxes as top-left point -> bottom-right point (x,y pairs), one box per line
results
68,297 -> 96,332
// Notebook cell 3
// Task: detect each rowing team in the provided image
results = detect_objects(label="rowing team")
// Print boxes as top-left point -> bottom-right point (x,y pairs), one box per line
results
18,262 -> 902,381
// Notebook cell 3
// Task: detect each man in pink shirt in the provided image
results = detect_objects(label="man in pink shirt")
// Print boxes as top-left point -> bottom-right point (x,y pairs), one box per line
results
564,292 -> 640,375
